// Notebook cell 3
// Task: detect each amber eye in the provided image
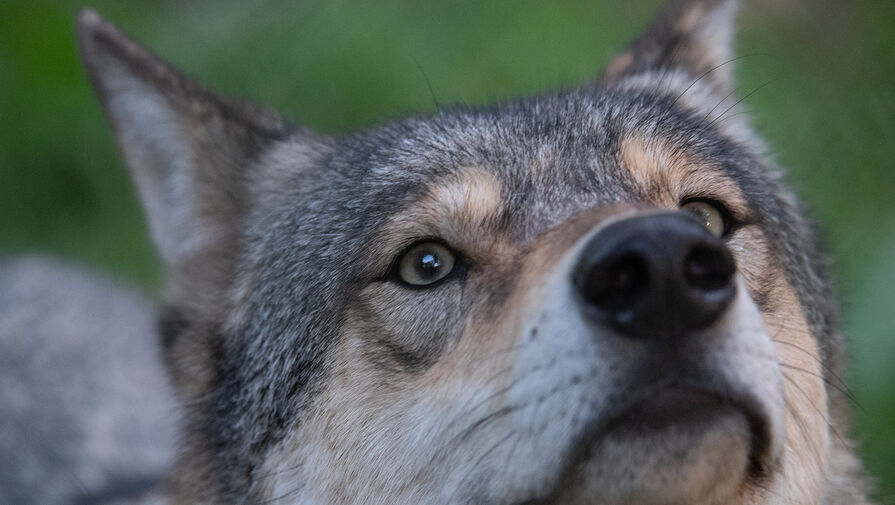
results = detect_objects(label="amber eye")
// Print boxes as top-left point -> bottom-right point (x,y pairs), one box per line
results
396,241 -> 457,287
681,200 -> 727,237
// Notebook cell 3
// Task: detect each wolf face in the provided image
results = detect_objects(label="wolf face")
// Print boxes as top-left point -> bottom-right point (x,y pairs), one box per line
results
77,1 -> 871,504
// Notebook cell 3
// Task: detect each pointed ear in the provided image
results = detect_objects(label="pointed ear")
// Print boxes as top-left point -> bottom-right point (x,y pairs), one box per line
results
76,9 -> 296,267
603,0 -> 739,93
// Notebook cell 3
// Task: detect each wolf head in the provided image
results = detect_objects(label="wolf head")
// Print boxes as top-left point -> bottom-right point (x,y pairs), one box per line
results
77,1 -> 871,504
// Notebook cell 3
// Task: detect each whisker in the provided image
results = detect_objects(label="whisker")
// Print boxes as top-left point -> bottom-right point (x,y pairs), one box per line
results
712,109 -> 753,125
442,374 -> 518,435
414,59 -> 440,112
448,432 -> 518,504
776,343 -> 861,410
782,370 -> 849,450
708,78 -> 777,127
768,316 -> 861,410
259,480 -> 305,505
750,479 -> 797,505
782,375 -> 826,469
653,43 -> 686,97
703,86 -> 739,123
658,54 -> 761,127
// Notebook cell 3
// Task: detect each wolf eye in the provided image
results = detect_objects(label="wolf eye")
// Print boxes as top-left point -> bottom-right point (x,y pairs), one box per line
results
396,241 -> 457,287
681,200 -> 727,237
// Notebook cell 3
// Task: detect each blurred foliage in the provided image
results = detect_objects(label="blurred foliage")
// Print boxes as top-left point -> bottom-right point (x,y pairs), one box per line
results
0,0 -> 892,499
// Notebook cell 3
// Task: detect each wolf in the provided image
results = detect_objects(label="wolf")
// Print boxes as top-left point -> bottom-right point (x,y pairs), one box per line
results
0,0 -> 874,503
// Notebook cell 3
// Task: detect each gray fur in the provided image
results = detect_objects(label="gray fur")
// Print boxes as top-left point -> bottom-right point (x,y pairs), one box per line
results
0,256 -> 177,505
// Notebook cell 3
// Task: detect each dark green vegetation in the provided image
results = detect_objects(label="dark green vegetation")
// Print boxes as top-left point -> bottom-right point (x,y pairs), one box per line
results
1,0 -> 892,500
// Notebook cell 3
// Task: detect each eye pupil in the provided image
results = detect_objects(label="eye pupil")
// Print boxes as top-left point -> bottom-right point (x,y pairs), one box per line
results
418,253 -> 442,277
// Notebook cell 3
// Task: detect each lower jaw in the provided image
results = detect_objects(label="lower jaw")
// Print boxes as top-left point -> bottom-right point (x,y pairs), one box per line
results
525,405 -> 760,505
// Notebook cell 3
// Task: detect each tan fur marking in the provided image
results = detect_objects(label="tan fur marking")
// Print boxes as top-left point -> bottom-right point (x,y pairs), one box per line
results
620,135 -> 751,218
771,280 -> 829,503
729,225 -> 830,504
427,166 -> 503,230
371,166 -> 511,269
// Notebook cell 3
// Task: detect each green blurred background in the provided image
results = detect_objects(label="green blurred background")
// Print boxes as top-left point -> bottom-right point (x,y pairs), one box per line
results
1,0 -> 892,499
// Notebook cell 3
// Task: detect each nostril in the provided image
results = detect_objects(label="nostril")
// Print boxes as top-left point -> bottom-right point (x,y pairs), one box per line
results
580,254 -> 649,315
574,213 -> 739,339
684,244 -> 735,293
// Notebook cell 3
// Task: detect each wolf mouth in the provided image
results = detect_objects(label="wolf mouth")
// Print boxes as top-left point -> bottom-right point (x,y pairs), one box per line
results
595,383 -> 774,474
519,382 -> 774,505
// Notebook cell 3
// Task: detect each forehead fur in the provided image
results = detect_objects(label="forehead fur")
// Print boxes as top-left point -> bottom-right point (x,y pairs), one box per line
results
425,167 -> 503,228
372,166 -> 512,263
319,86 -> 738,238
393,166 -> 503,236
619,135 -> 751,217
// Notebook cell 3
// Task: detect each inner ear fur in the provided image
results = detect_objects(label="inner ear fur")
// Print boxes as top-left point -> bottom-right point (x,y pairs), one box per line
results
603,0 -> 738,94
76,8 -> 295,268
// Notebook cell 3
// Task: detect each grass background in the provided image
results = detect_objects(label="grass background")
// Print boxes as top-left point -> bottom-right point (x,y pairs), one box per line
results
1,0 -> 892,499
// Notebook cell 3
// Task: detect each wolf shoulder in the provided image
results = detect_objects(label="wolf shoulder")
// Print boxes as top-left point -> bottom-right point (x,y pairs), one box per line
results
0,255 -> 176,505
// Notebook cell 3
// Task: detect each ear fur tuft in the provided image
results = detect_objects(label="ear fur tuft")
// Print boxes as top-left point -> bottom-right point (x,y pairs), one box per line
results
603,0 -> 739,93
76,9 -> 294,266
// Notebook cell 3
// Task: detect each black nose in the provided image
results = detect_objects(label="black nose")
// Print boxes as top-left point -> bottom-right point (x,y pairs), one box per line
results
573,212 -> 737,339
